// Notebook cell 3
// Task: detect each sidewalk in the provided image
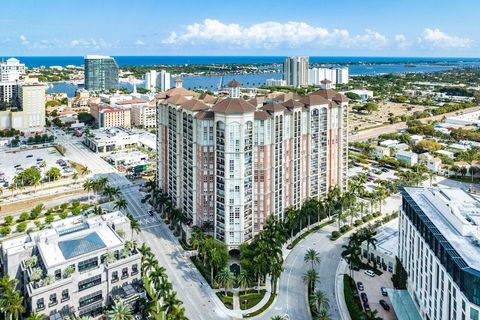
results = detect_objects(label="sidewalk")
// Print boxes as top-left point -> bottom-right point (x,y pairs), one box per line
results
335,260 -> 352,320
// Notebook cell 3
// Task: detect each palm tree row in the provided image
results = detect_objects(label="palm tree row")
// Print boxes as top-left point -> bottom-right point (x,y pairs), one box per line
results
82,176 -> 109,202
302,249 -> 331,320
341,225 -> 378,278
138,243 -> 188,320
240,215 -> 287,294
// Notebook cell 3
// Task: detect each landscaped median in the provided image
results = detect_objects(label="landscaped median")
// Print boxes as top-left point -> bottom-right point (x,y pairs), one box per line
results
343,274 -> 368,320
215,292 -> 233,309
239,290 -> 266,310
330,211 -> 398,241
242,292 -> 276,318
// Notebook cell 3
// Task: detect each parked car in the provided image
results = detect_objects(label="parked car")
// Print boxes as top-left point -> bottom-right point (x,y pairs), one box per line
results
379,299 -> 390,311
148,210 -> 154,216
357,282 -> 364,291
26,154 -> 33,158
381,168 -> 389,173
351,265 -> 360,271
360,292 -> 368,303
364,270 -> 375,277
363,302 -> 371,312
381,287 -> 388,296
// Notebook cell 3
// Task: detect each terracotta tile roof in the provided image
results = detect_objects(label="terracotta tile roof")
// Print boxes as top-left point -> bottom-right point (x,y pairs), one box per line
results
310,89 -> 338,100
155,87 -> 195,99
248,97 -> 266,106
174,77 -> 182,82
320,79 -> 332,83
282,99 -> 304,109
260,102 -> 286,112
194,110 -> 215,120
212,98 -> 255,114
300,94 -> 330,106
333,93 -> 349,103
270,92 -> 301,102
254,110 -> 272,120
181,99 -> 209,111
227,79 -> 241,88
198,93 -> 217,104
166,95 -> 188,105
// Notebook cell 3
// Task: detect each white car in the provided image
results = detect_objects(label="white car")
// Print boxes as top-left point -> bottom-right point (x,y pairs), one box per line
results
364,270 -> 375,277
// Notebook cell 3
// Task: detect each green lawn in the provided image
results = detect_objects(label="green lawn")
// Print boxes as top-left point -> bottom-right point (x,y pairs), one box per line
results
239,289 -> 266,310
243,292 -> 276,318
343,275 -> 367,320
215,292 -> 233,309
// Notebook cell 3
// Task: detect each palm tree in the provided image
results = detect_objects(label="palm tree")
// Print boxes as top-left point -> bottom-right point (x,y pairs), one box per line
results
270,317 -> 286,320
83,179 -> 95,201
362,227 -> 378,265
3,290 -> 25,320
124,240 -> 137,252
127,213 -> 140,239
107,303 -> 134,320
142,254 -> 157,276
303,268 -> 319,294
236,270 -> 251,292
104,185 -> 120,200
189,228 -> 205,250
304,249 -> 321,269
286,206 -> 298,240
139,243 -> 152,258
316,308 -> 332,320
361,310 -> 383,320
309,289 -> 329,312
114,197 -> 128,211
25,313 -> 45,320
341,243 -> 361,278
104,250 -> 117,265
81,166 -> 91,176
215,267 -> 234,296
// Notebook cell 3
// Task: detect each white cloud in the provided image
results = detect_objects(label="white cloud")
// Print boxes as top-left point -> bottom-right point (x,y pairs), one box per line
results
163,19 -> 387,49
394,34 -> 410,49
70,38 -> 111,49
19,34 -> 29,45
419,28 -> 472,48
134,40 -> 146,46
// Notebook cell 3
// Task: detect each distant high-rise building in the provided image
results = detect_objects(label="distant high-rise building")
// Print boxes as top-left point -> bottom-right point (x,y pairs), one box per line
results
265,78 -> 287,87
0,57 -> 26,82
308,67 -> 349,86
84,55 -> 118,92
144,70 -> 171,92
283,56 -> 309,87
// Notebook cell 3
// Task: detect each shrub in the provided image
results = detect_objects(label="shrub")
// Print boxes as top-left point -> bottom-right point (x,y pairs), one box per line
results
0,226 -> 11,236
71,201 -> 80,208
372,211 -> 382,218
331,231 -> 340,239
59,211 -> 69,219
340,225 -> 352,233
18,212 -> 30,222
45,215 -> 55,224
354,219 -> 363,227
71,207 -> 82,216
3,216 -> 13,226
60,203 -> 69,210
16,222 -> 28,233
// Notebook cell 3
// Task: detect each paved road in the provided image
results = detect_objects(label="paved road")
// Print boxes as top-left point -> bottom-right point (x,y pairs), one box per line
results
349,105 -> 480,142
263,224 -> 349,320
54,132 -> 232,320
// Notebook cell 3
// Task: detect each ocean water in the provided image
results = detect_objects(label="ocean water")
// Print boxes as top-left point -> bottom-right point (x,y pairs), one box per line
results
24,55 -> 478,97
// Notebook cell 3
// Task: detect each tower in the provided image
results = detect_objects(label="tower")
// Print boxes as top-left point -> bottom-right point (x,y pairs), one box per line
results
227,79 -> 240,98
174,77 -> 183,88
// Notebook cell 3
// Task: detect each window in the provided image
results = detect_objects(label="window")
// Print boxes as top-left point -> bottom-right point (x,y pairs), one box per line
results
78,257 -> 98,273
79,291 -> 102,308
79,275 -> 102,291
122,267 -> 129,279
36,298 -> 45,311
49,293 -> 57,306
112,271 -> 119,283
55,269 -> 61,280
61,289 -> 69,302
132,264 -> 138,275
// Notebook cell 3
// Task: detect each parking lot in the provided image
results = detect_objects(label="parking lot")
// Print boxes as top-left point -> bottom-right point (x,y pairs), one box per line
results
0,147 -> 73,185
353,268 -> 398,320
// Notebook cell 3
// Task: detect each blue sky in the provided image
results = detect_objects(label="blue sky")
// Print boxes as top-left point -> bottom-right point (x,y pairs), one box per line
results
1,0 -> 478,57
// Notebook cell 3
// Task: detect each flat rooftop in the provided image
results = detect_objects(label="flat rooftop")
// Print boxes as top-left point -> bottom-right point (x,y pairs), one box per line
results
403,187 -> 480,271
372,218 -> 398,257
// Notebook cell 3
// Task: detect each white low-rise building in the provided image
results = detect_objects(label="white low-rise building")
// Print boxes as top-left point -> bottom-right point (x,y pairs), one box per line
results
374,146 -> 391,158
396,150 -> 418,166
399,187 -> 480,320
436,149 -> 455,159
265,78 -> 287,87
130,104 -> 156,128
1,211 -> 143,319
427,157 -> 442,172
360,219 -> 398,273
83,127 -> 139,153
344,89 -> 373,100
380,139 -> 400,148
446,110 -> 480,126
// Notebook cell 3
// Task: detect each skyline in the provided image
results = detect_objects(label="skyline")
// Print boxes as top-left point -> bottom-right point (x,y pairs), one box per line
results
1,0 -> 479,57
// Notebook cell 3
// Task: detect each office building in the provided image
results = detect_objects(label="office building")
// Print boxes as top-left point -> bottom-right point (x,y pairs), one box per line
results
283,56 -> 309,87
156,80 -> 348,247
89,103 -> 131,129
83,127 -> 139,153
399,187 -> 480,320
145,70 -> 171,93
0,57 -> 26,82
84,55 -> 119,92
0,211 -> 143,319
0,82 -> 18,104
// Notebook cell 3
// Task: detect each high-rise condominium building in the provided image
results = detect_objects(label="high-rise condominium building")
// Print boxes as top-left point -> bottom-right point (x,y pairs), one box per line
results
84,55 -> 119,92
0,57 -> 26,82
0,211 -> 143,319
145,70 -> 171,93
156,80 -> 348,248
399,187 -> 480,320
283,56 -> 309,87
308,67 -> 349,86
